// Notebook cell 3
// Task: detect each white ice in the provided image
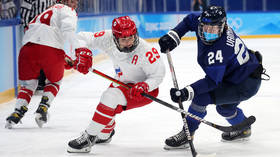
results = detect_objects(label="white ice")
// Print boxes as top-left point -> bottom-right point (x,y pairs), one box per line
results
0,38 -> 280,157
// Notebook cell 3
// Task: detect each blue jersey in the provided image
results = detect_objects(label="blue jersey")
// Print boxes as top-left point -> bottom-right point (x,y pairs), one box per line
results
173,13 -> 260,95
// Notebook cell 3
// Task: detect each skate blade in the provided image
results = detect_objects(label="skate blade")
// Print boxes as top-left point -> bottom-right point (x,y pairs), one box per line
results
221,137 -> 250,143
95,137 -> 112,144
5,121 -> 14,129
163,143 -> 190,150
67,146 -> 91,153
35,113 -> 47,128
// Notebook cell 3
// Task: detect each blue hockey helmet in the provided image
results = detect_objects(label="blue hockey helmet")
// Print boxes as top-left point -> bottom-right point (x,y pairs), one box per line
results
198,6 -> 227,45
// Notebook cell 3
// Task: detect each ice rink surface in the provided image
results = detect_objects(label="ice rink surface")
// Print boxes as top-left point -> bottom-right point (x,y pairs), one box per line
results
0,38 -> 280,157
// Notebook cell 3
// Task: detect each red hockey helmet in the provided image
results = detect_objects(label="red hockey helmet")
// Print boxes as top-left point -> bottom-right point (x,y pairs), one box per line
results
112,16 -> 139,53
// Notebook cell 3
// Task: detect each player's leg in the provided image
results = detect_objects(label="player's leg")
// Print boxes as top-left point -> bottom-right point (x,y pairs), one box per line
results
5,80 -> 38,128
34,45 -> 65,127
5,43 -> 41,129
35,79 -> 62,127
213,76 -> 261,141
95,119 -> 116,144
164,93 -> 210,150
216,103 -> 251,141
67,84 -> 158,153
95,85 -> 158,144
67,87 -> 125,153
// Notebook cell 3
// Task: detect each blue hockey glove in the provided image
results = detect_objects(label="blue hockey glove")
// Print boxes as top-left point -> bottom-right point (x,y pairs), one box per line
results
170,86 -> 194,103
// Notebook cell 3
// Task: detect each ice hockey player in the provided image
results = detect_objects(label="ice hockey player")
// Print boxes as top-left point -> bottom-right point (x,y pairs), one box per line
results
21,0 -> 56,92
158,6 -> 267,149
67,16 -> 166,153
5,0 -> 92,128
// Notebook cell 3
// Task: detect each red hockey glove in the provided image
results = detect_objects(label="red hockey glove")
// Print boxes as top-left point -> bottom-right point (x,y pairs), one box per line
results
129,82 -> 149,101
74,48 -> 93,74
64,54 -> 74,70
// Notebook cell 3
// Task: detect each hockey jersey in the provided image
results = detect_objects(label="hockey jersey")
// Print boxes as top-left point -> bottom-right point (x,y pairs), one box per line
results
22,4 -> 78,51
172,13 -> 260,95
77,30 -> 166,92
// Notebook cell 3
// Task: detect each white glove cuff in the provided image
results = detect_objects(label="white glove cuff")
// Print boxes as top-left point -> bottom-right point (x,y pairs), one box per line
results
185,85 -> 194,101
167,30 -> 180,46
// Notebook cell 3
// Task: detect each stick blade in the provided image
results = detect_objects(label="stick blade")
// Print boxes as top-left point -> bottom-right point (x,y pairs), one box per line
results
230,115 -> 256,131
218,115 -> 256,132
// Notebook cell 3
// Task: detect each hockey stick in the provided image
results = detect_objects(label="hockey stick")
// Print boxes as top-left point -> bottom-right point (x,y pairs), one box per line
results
88,67 -> 256,132
166,51 -> 197,157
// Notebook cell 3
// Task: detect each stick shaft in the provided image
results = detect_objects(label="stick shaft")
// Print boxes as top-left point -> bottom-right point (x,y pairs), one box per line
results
166,52 -> 197,156
89,67 -> 255,132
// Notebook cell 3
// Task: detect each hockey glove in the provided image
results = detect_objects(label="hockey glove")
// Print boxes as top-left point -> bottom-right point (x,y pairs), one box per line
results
158,30 -> 180,53
74,48 -> 93,74
64,54 -> 74,70
129,82 -> 149,101
170,86 -> 194,103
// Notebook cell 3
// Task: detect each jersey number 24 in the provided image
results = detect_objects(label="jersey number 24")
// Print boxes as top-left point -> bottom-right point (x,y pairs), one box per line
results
208,38 -> 249,65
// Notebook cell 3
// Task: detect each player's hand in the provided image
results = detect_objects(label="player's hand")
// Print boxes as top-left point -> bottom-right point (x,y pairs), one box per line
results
158,30 -> 180,53
129,82 -> 149,101
170,86 -> 194,103
74,47 -> 93,74
64,55 -> 74,70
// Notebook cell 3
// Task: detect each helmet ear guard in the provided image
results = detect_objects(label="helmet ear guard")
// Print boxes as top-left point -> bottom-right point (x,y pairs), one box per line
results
112,16 -> 139,53
198,6 -> 227,45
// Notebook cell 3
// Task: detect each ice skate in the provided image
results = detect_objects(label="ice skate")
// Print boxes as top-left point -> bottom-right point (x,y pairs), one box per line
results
96,129 -> 115,144
164,129 -> 192,150
5,106 -> 28,129
67,131 -> 97,153
222,126 -> 251,142
35,104 -> 49,128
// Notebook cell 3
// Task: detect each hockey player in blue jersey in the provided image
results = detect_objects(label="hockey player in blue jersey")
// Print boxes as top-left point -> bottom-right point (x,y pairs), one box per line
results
159,6 -> 267,149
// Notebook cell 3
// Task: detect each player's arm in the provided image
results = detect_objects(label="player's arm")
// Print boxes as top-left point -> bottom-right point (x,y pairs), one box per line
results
141,47 -> 166,92
128,47 -> 165,101
59,7 -> 94,74
158,13 -> 200,53
170,66 -> 226,103
77,32 -> 96,49
77,30 -> 110,50
59,5 -> 80,55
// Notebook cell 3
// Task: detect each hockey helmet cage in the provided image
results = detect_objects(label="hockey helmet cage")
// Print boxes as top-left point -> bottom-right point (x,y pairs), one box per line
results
198,6 -> 227,45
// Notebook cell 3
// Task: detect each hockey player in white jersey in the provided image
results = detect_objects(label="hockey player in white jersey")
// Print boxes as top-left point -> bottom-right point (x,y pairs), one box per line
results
67,16 -> 166,153
5,0 -> 92,129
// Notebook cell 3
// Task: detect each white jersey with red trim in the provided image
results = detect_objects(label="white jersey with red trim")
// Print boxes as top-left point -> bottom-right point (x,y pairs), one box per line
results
22,4 -> 78,50
78,30 -> 166,91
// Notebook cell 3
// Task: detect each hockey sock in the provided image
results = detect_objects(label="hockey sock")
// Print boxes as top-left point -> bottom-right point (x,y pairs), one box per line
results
99,120 -> 116,139
186,105 -> 207,133
226,108 -> 246,125
15,87 -> 34,109
87,103 -> 116,136
42,82 -> 60,105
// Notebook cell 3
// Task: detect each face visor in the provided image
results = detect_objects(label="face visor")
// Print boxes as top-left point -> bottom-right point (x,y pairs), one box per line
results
200,22 -> 225,43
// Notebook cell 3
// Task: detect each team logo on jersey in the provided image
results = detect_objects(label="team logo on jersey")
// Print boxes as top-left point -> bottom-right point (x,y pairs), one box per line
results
115,68 -> 123,77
